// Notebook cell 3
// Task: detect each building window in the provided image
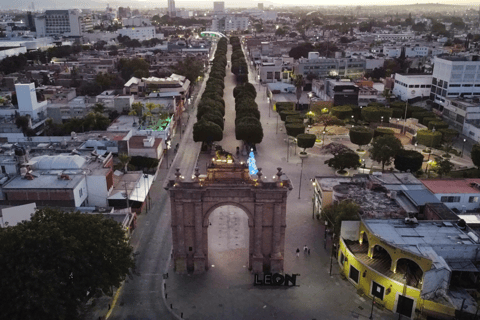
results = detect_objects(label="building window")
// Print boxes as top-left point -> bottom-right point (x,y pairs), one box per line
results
469,196 -> 479,203
266,72 -> 273,79
441,196 -> 461,203
79,188 -> 83,198
349,265 -> 359,284
371,281 -> 385,300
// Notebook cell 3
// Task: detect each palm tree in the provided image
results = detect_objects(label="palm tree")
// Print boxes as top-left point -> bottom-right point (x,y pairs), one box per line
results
129,102 -> 143,126
118,153 -> 131,173
294,75 -> 305,111
144,102 -> 163,127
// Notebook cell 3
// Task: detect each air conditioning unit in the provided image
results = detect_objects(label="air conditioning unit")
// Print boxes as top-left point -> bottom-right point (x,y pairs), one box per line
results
405,217 -> 418,225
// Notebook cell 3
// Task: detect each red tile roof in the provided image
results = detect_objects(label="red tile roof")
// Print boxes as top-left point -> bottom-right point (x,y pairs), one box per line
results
420,179 -> 480,194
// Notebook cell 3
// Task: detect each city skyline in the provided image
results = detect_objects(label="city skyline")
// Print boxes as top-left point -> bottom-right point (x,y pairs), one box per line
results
3,0 -> 480,10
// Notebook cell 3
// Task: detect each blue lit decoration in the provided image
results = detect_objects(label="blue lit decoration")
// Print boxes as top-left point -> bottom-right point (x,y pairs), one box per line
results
247,149 -> 258,175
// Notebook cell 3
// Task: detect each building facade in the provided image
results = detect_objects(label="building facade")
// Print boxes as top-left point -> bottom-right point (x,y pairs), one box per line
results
294,56 -> 366,79
118,27 -> 156,41
392,73 -> 433,102
34,9 -> 84,37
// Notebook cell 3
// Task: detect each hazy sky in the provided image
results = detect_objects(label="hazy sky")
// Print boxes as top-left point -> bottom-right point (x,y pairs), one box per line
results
2,0 -> 480,10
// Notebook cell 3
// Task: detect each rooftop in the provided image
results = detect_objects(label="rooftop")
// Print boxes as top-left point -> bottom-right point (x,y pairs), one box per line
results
421,179 -> 480,194
2,172 -> 84,190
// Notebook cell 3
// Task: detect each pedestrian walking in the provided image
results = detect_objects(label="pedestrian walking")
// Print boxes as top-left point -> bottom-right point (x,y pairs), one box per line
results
296,248 -> 300,257
303,245 -> 308,253
308,249 -> 311,256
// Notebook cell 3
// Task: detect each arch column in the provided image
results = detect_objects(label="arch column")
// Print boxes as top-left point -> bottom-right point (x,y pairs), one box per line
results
391,259 -> 398,273
174,202 -> 187,274
193,201 -> 205,274
252,202 -> 264,273
367,245 -> 374,259
271,203 -> 284,273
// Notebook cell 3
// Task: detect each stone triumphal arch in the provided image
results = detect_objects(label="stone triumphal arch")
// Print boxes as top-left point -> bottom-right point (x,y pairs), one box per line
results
166,162 -> 292,274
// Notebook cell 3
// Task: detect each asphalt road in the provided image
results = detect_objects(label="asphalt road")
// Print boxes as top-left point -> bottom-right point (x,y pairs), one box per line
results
108,44 -> 212,320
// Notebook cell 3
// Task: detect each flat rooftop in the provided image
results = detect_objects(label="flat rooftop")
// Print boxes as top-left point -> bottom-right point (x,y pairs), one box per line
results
365,219 -> 477,252
3,172 -> 83,190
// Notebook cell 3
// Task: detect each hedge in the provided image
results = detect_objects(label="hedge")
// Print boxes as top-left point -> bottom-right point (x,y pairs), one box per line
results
428,120 -> 449,131
416,129 -> 442,148
331,105 -> 353,120
285,123 -> 306,137
422,117 -> 440,127
361,106 -> 393,123
374,128 -> 395,138
349,126 -> 374,147
285,115 -> 304,124
394,150 -> 424,172
280,110 -> 299,122
276,102 -> 295,113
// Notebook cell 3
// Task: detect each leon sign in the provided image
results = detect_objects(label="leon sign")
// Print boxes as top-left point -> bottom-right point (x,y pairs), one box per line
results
254,273 -> 298,286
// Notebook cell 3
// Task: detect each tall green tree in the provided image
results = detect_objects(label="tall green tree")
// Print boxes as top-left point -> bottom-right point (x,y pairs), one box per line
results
433,158 -> 454,177
172,56 -> 205,84
325,149 -> 360,174
117,58 -> 150,81
471,144 -> 480,169
0,208 -> 135,320
369,135 -> 404,172
321,201 -> 360,237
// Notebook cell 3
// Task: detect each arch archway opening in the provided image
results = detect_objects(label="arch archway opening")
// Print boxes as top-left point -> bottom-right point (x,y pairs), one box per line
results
372,245 -> 393,270
207,205 -> 251,271
396,258 -> 423,288
360,232 -> 369,253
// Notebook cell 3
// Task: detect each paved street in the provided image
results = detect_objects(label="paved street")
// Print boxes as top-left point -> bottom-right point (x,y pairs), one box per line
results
100,41 -> 451,320
160,44 -> 402,320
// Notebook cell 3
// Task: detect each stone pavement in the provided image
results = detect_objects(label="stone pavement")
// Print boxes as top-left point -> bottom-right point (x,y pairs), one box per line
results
161,44 -> 403,320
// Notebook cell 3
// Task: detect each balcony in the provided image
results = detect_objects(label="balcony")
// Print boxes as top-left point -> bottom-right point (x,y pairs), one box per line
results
345,240 -> 422,289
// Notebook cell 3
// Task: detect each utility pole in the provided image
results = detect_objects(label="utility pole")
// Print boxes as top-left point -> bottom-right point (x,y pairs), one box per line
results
298,157 -> 304,199
123,181 -> 130,209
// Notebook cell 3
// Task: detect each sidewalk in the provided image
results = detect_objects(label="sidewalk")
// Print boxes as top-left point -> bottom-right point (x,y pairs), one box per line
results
162,44 -> 401,320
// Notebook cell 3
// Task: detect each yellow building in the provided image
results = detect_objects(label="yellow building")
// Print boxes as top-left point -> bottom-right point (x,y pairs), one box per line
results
339,219 -> 480,319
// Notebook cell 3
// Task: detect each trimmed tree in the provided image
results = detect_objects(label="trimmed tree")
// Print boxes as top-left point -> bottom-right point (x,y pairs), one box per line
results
325,150 -> 360,174
471,144 -> 480,169
193,119 -> 223,144
374,128 -> 395,138
297,133 -> 316,154
422,117 -> 440,127
235,117 -> 264,145
361,106 -> 393,123
331,105 -> 353,120
370,135 -> 404,172
279,110 -> 299,122
285,123 -> 306,137
349,126 -> 374,151
416,129 -> 442,148
439,128 -> 459,156
394,150 -> 424,172
285,115 -> 304,124
428,120 -> 449,131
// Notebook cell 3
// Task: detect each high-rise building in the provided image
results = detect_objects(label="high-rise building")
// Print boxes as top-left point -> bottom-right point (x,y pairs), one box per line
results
34,9 -> 84,37
168,0 -> 176,17
430,55 -> 480,106
258,3 -> 264,10
213,1 -> 225,14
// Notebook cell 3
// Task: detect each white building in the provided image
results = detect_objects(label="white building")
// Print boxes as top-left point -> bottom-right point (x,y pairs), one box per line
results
375,33 -> 415,41
430,55 -> 480,106
392,73 -> 433,101
118,27 -> 156,41
34,9 -> 83,37
421,179 -> 480,213
212,15 -> 249,32
122,17 -> 151,27
213,1 -> 225,14
15,83 -> 48,120
168,0 -> 176,17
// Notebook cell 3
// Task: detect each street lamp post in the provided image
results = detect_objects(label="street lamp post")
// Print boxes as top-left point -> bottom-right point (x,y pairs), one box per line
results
381,116 -> 384,125
276,111 -> 279,134
267,97 -> 271,118
403,101 -> 408,134
425,127 -> 435,173
369,296 -> 375,319
298,157 -> 304,199
323,131 -> 326,146
143,174 -> 149,212
351,115 -> 355,126
462,138 -> 467,157
286,135 -> 289,162
415,142 -> 418,151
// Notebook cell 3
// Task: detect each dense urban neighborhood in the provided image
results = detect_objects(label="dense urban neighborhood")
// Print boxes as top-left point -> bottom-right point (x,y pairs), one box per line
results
4,2 -> 480,320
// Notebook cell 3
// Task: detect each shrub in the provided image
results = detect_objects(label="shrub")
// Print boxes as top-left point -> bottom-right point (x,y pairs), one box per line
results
279,110 -> 299,122
276,102 -> 295,113
374,128 -> 395,138
297,133 -> 316,152
428,120 -> 449,131
349,126 -> 374,148
285,123 -> 306,137
285,115 -> 304,124
394,150 -> 424,172
361,106 -> 393,123
422,116 -> 440,127
416,129 -> 442,148
331,105 -> 353,120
